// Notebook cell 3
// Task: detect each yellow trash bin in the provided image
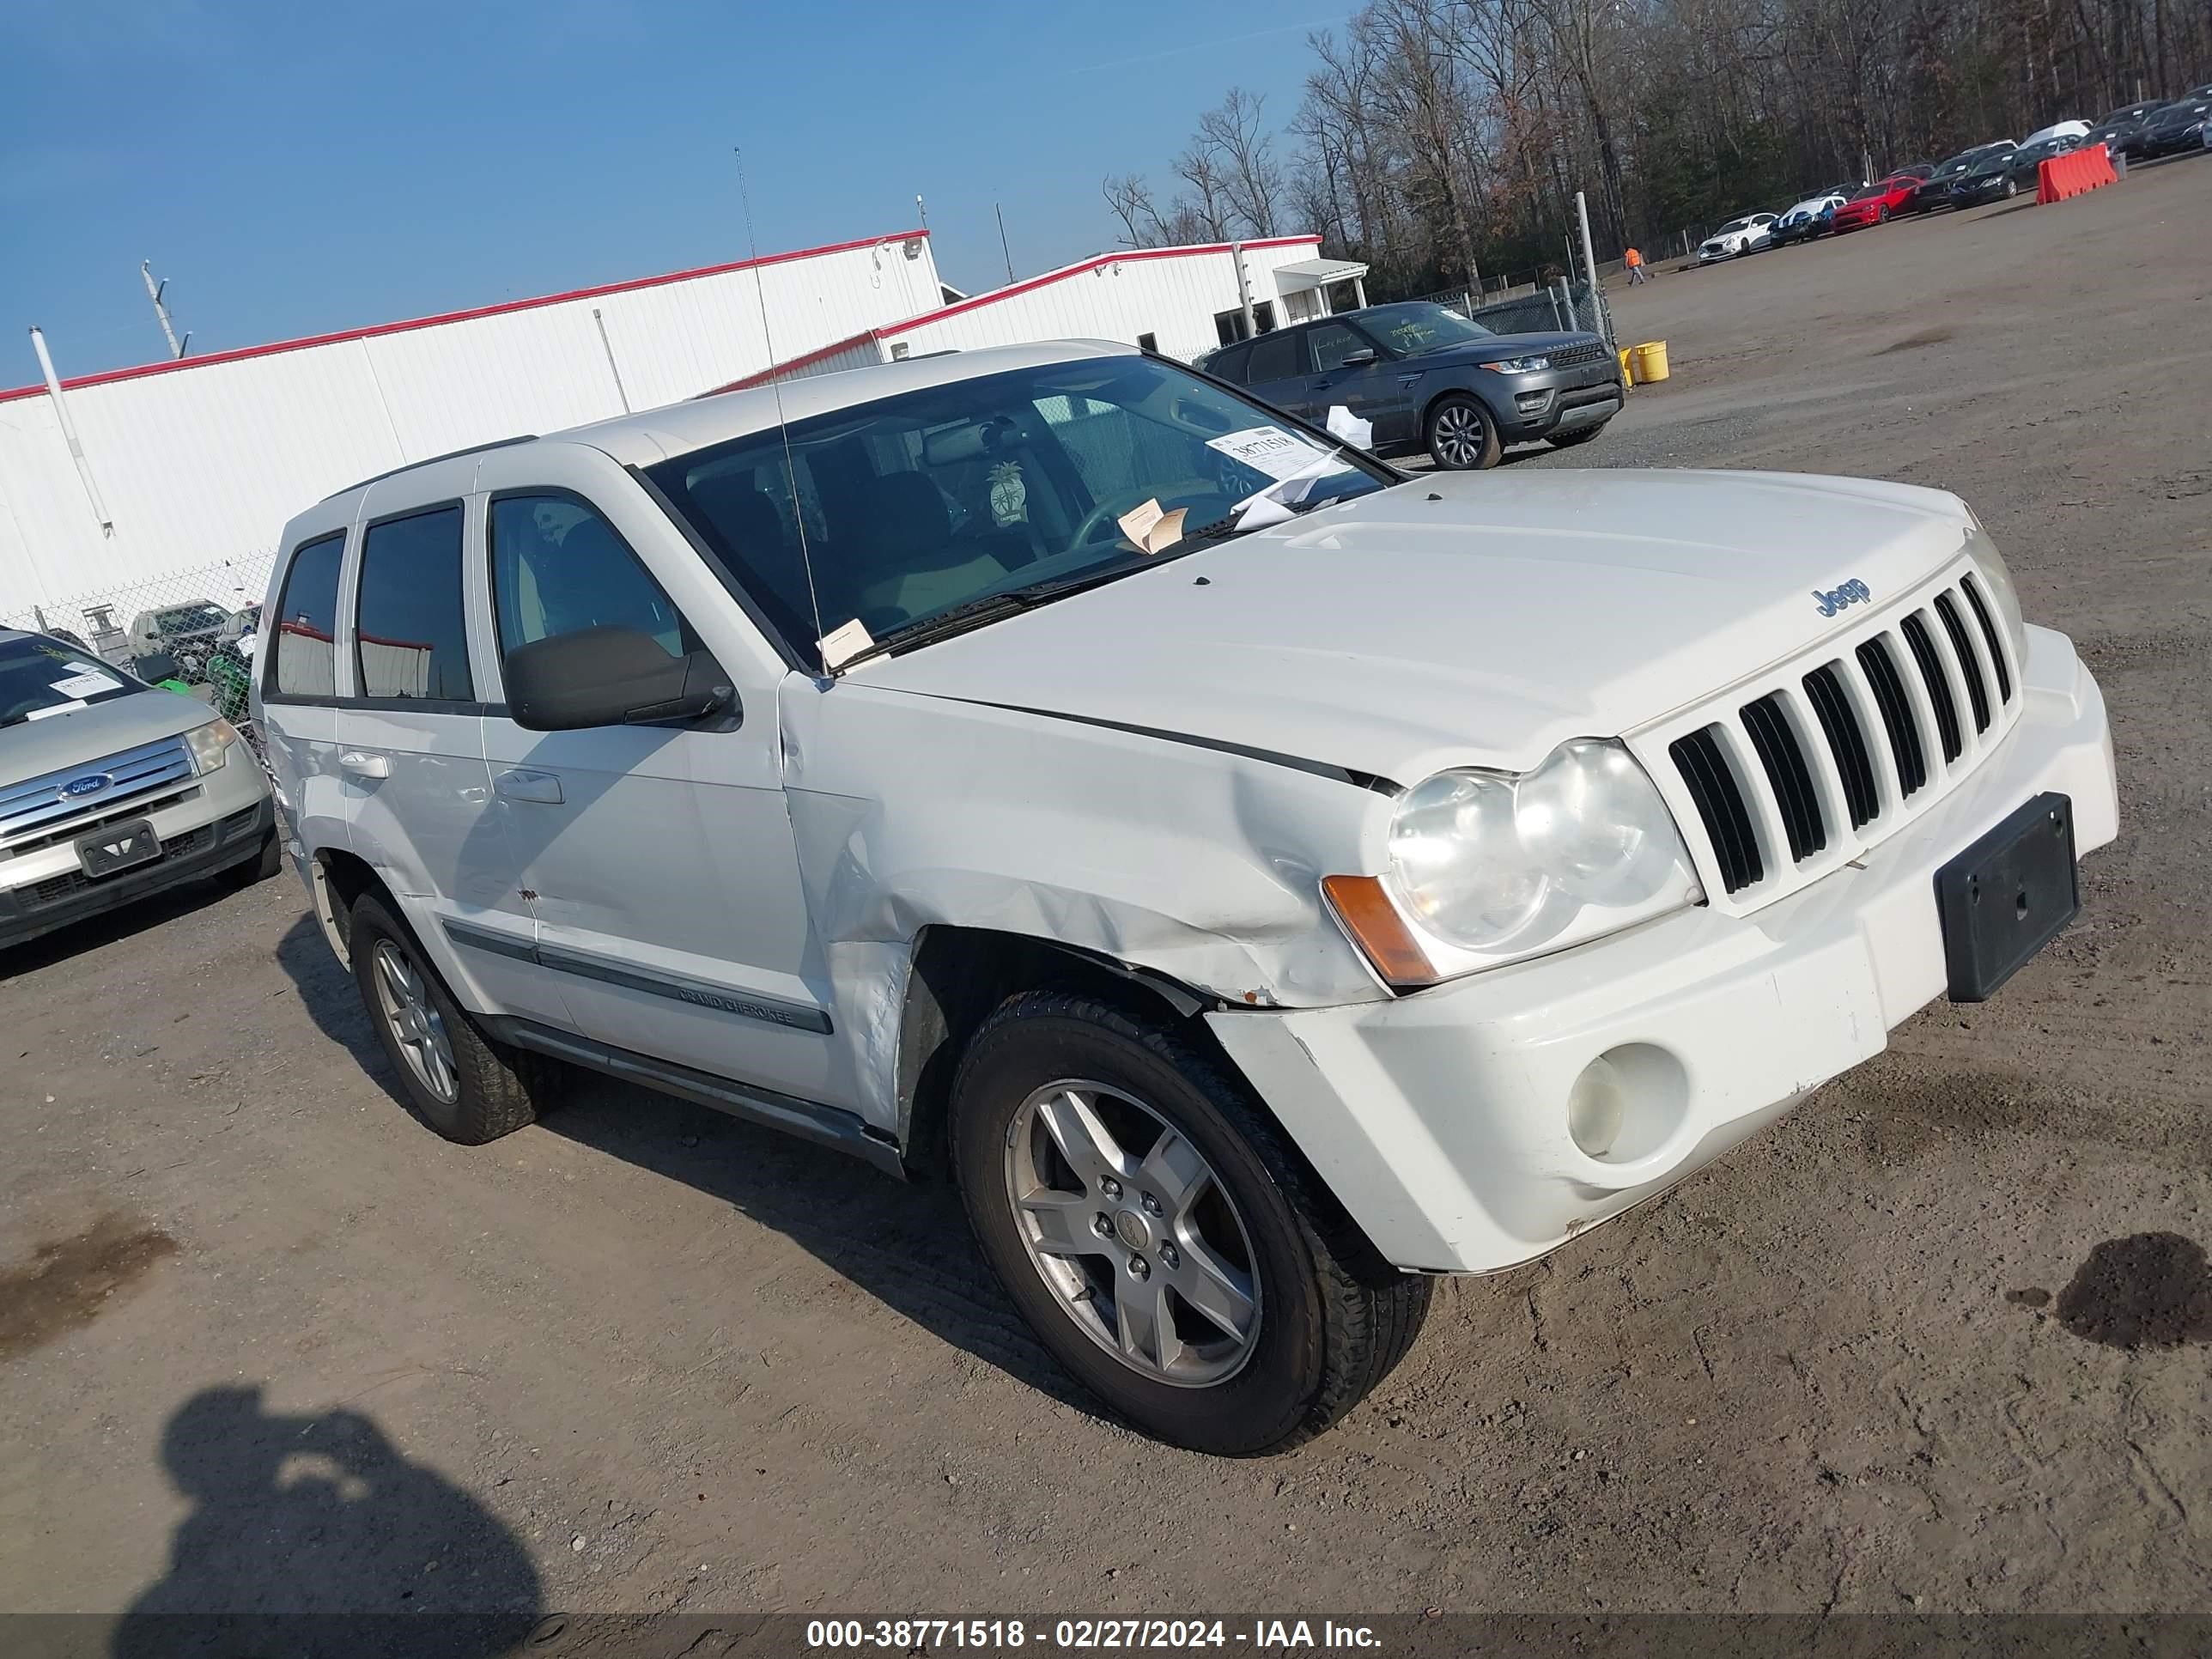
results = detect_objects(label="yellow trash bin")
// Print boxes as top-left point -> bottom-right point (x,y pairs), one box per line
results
1617,345 -> 1636,385
1631,340 -> 1670,383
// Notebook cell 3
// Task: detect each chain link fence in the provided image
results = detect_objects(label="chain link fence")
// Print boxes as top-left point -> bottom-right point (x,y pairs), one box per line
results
3,553 -> 276,726
1420,277 -> 1618,348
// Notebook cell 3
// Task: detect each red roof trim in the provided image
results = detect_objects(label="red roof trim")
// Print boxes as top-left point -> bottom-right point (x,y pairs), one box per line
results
873,235 -> 1320,335
711,331 -> 883,393
0,228 -> 932,405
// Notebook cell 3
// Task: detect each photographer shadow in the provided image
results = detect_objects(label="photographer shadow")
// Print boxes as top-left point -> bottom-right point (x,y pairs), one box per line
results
113,1384 -> 541,1659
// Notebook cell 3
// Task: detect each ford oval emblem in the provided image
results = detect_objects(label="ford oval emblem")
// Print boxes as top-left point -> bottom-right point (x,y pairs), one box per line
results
61,774 -> 112,800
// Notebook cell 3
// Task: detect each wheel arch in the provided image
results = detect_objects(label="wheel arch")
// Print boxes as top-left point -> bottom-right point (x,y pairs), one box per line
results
307,846 -> 386,969
892,924 -> 1230,1185
1419,379 -> 1501,440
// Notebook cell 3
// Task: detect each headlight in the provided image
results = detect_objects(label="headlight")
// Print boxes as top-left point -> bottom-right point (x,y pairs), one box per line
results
1352,738 -> 1700,981
1480,356 -> 1552,374
183,718 -> 240,776
1962,516 -> 2027,661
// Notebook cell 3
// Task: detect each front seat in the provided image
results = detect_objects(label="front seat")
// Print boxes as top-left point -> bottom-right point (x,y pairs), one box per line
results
836,471 -> 1006,623
688,473 -> 811,629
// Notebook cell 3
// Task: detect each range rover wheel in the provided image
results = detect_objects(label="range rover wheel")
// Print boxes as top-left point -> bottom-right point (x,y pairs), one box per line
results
1425,393 -> 1502,471
950,990 -> 1431,1455
349,892 -> 544,1145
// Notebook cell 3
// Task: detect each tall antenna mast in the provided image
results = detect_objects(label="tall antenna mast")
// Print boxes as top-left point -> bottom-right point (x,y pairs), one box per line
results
732,147 -> 827,668
995,203 -> 1015,285
140,262 -> 189,358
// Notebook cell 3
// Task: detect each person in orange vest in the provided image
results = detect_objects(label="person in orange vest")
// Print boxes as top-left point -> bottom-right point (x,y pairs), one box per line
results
1626,246 -> 1650,285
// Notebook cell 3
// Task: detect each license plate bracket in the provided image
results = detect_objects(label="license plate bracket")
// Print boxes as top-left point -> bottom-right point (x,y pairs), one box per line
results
76,818 -> 162,879
1934,792 -> 2078,1003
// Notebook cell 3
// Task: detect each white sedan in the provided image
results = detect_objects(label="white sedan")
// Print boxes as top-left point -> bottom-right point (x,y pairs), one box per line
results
1696,212 -> 1778,261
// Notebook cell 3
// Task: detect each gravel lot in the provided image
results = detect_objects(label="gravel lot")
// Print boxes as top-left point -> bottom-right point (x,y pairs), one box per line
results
3,157 -> 2208,1638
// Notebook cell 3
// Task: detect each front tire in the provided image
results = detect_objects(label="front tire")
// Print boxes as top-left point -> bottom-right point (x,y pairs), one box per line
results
216,828 -> 283,889
950,991 -> 1431,1455
1425,393 -> 1502,471
349,892 -> 545,1145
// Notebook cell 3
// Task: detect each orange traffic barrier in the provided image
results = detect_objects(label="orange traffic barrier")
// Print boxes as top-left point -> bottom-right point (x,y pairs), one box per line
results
2038,143 -> 2118,204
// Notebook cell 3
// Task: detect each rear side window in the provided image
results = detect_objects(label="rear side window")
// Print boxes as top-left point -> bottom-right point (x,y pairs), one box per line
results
1207,343 -> 1253,385
270,532 -> 347,698
356,505 -> 474,702
1246,331 -> 1301,383
489,495 -> 694,665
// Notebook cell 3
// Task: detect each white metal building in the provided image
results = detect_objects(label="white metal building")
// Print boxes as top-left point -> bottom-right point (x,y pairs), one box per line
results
719,236 -> 1369,391
0,229 -> 942,622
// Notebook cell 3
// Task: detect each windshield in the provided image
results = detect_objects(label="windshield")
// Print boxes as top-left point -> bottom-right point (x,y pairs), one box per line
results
1351,303 -> 1496,356
648,355 -> 1395,668
1,635 -> 143,728
1848,185 -> 1887,202
148,604 -> 228,636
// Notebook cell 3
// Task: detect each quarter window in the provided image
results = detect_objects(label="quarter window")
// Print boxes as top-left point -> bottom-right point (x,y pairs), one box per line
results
489,495 -> 693,666
270,532 -> 346,698
356,505 -> 475,702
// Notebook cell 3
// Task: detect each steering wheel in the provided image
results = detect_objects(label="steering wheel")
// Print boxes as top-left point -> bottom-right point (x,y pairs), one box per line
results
1068,478 -> 1237,550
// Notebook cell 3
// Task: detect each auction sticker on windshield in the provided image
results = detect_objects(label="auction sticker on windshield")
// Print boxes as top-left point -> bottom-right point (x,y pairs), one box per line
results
51,669 -> 122,699
1206,426 -> 1333,481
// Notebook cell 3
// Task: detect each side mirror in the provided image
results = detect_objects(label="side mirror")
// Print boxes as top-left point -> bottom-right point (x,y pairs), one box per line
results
505,625 -> 734,732
1338,347 -> 1380,368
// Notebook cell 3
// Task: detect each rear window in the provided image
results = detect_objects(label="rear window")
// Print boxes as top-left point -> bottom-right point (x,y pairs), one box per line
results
1245,331 -> 1300,383
0,635 -> 142,728
356,505 -> 475,702
1206,343 -> 1253,385
270,532 -> 346,698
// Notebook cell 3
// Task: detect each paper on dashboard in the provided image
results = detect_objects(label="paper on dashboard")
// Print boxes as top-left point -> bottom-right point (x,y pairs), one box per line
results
1115,497 -> 1188,554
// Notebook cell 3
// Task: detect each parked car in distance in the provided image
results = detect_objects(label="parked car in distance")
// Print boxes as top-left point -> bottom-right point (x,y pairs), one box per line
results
2138,97 -> 2212,156
2,629 -> 276,950
258,338 -> 2118,1455
2100,100 -> 2169,126
1768,193 -> 1846,243
126,600 -> 233,685
2080,117 -> 2153,161
1202,301 -> 1622,469
1946,137 -> 2074,206
1830,176 -> 1919,231
1695,213 -> 1778,260
2020,119 -> 2091,148
1922,142 -> 2020,207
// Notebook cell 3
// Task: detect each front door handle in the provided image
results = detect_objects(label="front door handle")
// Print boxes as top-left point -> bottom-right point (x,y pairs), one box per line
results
494,769 -> 563,805
338,750 -> 391,780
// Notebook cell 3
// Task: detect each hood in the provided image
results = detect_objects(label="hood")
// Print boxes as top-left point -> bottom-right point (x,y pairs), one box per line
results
0,687 -> 216,789
850,469 -> 1976,785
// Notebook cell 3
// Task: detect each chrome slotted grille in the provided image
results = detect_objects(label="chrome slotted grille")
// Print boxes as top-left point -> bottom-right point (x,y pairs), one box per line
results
0,737 -> 195,851
1649,566 -> 2021,903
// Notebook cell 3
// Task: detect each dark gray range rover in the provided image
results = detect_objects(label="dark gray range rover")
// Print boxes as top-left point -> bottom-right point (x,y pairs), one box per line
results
1196,301 -> 1622,471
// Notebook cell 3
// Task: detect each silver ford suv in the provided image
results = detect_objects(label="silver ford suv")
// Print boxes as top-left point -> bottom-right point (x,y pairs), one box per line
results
1,629 -> 277,949
258,341 -> 2114,1455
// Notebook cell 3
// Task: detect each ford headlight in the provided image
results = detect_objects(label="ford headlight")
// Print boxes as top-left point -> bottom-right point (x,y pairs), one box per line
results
1481,356 -> 1552,374
183,718 -> 240,776
1364,739 -> 1700,979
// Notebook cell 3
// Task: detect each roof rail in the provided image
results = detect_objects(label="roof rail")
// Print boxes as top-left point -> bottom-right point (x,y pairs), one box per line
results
323,434 -> 538,501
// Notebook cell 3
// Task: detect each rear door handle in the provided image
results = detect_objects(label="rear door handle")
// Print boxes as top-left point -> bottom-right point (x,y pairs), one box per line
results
494,769 -> 563,805
338,750 -> 391,780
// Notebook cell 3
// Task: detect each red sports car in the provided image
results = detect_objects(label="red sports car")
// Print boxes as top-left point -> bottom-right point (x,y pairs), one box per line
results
1830,175 -> 1919,231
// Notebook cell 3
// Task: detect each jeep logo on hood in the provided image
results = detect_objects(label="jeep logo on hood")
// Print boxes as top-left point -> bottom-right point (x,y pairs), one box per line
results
1814,579 -> 1872,618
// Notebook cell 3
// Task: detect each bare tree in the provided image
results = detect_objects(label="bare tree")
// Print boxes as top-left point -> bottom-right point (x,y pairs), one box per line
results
1196,88 -> 1286,236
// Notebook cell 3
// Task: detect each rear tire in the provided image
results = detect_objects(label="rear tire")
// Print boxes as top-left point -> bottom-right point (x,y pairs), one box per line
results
950,990 -> 1431,1455
1425,393 -> 1502,471
349,891 -> 545,1145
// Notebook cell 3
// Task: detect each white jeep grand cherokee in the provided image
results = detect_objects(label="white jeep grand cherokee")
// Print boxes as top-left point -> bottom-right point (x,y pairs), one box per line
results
258,341 -> 2116,1455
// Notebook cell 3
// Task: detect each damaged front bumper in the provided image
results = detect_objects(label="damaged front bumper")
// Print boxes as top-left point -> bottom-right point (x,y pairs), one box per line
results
1204,627 -> 2118,1274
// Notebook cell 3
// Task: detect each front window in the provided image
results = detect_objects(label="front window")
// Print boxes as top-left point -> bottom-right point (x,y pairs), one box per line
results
1349,302 -> 1494,357
1849,185 -> 1887,202
648,355 -> 1395,668
2,634 -> 143,728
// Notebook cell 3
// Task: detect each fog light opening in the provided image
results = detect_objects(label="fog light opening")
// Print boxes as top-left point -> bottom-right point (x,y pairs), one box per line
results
1567,1044 -> 1692,1166
1566,1057 -> 1626,1158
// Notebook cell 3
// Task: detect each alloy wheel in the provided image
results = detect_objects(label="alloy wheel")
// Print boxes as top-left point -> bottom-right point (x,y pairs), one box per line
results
1001,1079 -> 1261,1387
371,939 -> 459,1105
1430,402 -> 1489,470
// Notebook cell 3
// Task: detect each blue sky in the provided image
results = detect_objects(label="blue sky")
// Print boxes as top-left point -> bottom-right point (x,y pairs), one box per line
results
3,0 -> 1342,382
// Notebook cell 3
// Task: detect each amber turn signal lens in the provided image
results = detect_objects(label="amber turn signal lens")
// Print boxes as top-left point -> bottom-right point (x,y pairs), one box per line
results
1320,874 -> 1439,989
